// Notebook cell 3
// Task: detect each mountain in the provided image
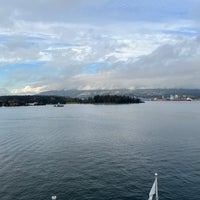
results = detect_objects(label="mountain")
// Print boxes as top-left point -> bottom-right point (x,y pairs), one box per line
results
39,89 -> 200,99
39,89 -> 136,98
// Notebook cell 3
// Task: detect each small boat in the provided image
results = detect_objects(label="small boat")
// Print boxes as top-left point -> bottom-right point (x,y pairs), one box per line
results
54,102 -> 64,107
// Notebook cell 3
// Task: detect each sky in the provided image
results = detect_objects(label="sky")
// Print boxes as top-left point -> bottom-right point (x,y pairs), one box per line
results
0,0 -> 200,95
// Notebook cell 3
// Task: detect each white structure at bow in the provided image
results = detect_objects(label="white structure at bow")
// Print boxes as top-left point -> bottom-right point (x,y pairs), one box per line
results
148,173 -> 158,200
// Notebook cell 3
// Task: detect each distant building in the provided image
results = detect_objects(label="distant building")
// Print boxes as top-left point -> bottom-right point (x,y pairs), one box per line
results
186,97 -> 193,101
170,95 -> 174,101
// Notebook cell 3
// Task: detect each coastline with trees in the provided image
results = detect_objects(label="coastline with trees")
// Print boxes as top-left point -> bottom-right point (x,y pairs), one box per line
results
0,95 -> 143,107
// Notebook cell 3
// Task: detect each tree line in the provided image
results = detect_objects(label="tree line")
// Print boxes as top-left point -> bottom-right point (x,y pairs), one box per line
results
0,95 -> 143,107
82,95 -> 142,104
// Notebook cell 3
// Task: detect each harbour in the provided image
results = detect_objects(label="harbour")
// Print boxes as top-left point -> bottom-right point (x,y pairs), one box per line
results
0,102 -> 200,199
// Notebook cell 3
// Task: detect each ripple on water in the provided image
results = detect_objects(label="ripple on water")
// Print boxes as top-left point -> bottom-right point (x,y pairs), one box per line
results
0,103 -> 200,200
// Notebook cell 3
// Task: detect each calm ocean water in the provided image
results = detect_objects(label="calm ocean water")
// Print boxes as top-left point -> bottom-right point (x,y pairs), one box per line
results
0,102 -> 200,200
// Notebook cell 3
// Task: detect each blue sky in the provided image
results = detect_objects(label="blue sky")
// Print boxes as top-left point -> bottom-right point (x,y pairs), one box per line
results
0,0 -> 200,95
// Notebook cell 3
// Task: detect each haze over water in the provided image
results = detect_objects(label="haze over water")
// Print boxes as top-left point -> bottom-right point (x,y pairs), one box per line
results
0,102 -> 200,200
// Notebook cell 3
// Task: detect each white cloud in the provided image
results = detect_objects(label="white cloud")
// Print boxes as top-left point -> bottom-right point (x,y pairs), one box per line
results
0,0 -> 200,94
36,36 -> 200,90
2,19 -> 199,92
11,85 -> 45,95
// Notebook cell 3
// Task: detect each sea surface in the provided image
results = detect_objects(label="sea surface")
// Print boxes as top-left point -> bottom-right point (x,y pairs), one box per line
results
0,102 -> 200,200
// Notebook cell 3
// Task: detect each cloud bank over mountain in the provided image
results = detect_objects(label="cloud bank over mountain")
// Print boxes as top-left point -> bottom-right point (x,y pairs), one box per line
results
0,0 -> 200,95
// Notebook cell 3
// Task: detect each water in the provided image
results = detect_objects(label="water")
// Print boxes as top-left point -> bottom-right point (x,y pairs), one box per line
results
0,102 -> 200,200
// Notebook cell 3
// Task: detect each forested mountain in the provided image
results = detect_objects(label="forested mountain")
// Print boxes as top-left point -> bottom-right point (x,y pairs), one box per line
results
39,89 -> 200,99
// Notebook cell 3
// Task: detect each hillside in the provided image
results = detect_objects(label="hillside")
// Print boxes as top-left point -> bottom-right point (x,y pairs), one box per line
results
39,89 -> 200,99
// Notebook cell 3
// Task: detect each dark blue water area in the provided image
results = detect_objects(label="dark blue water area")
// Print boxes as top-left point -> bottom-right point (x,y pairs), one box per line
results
0,102 -> 200,200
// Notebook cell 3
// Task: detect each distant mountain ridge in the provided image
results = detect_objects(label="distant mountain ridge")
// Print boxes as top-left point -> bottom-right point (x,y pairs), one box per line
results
39,89 -> 135,98
39,89 -> 200,99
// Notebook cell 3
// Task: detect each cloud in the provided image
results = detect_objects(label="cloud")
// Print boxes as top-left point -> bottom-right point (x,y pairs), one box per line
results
0,0 -> 110,25
109,37 -> 200,88
0,88 -> 10,95
27,36 -> 200,90
38,36 -> 200,90
11,85 -> 44,95
3,20 -> 200,92
0,0 -> 199,25
0,1 -> 200,94
0,6 -> 16,28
